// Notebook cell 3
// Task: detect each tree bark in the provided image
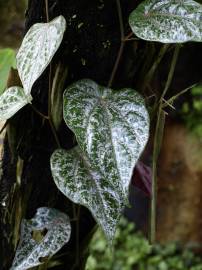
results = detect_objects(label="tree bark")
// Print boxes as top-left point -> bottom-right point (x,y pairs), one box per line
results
0,0 -> 134,269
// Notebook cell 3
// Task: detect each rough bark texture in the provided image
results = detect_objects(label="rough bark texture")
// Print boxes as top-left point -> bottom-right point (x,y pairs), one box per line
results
0,0 -> 135,269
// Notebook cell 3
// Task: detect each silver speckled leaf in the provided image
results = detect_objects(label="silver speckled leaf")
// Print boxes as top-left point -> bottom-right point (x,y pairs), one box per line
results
51,147 -> 124,242
63,79 -> 149,198
16,16 -> 66,94
129,0 -> 202,43
0,86 -> 32,121
51,79 -> 149,241
11,207 -> 71,270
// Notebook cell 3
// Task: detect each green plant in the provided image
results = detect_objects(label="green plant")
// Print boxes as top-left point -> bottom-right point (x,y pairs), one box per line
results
181,85 -> 202,137
86,218 -> 202,270
0,48 -> 16,94
1,0 -> 202,269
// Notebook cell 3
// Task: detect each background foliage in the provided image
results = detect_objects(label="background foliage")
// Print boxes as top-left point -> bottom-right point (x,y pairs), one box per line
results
86,219 -> 202,270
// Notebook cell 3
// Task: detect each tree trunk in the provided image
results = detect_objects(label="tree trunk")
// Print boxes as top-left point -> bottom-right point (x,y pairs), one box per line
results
0,0 -> 134,269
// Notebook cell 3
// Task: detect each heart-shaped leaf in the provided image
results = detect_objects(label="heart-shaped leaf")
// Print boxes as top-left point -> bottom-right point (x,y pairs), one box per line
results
16,15 -> 66,94
0,86 -> 32,121
51,147 -> 124,242
63,79 -> 149,198
51,79 -> 149,241
129,0 -> 202,43
11,207 -> 71,270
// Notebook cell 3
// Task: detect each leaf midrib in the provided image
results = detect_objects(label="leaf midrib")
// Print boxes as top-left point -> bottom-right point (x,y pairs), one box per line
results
74,148 -> 112,220
142,10 -> 202,25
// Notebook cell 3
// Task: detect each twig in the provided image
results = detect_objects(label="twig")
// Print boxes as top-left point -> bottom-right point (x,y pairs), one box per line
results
123,31 -> 133,41
142,44 -> 169,91
162,83 -> 197,108
49,119 -> 61,148
44,0 -> 61,148
150,45 -> 180,244
108,0 -> 125,88
124,38 -> 139,42
71,205 -> 81,270
45,0 -> 49,22
160,45 -> 181,100
48,64 -> 52,116
75,206 -> 81,266
30,104 -> 49,119
0,121 -> 8,135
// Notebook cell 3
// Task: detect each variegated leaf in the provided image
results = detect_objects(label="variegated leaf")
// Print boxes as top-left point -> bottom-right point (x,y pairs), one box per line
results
129,0 -> 202,43
51,79 -> 149,241
11,207 -> 71,270
51,147 -> 124,242
0,86 -> 32,121
16,15 -> 66,94
63,79 -> 149,198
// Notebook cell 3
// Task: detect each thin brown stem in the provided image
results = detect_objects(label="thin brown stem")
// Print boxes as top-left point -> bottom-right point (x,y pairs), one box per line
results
124,38 -> 139,42
108,43 -> 125,88
142,44 -> 169,92
108,0 -> 125,88
45,0 -> 49,22
162,83 -> 197,108
30,104 -> 49,119
160,45 -> 181,100
49,119 -> 61,148
44,0 -> 61,148
116,0 -> 124,40
71,205 -> 81,270
123,31 -> 133,41
48,65 -> 52,117
75,206 -> 81,265
0,121 -> 8,135
149,45 -> 180,244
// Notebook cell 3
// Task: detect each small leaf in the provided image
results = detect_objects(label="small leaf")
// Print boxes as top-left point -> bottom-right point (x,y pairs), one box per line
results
129,0 -> 202,43
51,79 -> 149,241
0,86 -> 32,121
16,15 -> 66,94
0,48 -> 16,95
11,207 -> 71,270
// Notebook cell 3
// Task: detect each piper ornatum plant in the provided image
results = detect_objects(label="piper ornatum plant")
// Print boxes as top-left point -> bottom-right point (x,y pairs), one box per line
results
0,0 -> 202,269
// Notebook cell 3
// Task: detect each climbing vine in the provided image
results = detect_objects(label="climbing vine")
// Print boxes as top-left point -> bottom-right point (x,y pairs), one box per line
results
0,0 -> 202,269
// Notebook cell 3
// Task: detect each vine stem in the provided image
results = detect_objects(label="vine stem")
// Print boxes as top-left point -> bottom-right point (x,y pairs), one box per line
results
30,104 -> 49,119
45,0 -> 49,22
162,83 -> 197,108
108,0 -> 125,88
44,0 -> 61,148
142,44 -> 169,92
149,45 -> 180,244
123,31 -> 133,41
0,121 -> 8,135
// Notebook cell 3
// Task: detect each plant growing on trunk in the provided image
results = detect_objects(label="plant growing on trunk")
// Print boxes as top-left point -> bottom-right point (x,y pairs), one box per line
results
1,0 -> 202,269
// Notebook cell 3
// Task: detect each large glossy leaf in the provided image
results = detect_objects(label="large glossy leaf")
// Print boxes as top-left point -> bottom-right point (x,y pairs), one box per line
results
51,79 -> 149,241
51,147 -> 124,242
129,0 -> 202,43
0,48 -> 16,95
11,207 -> 71,270
16,16 -> 66,94
0,86 -> 32,121
63,79 -> 149,197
